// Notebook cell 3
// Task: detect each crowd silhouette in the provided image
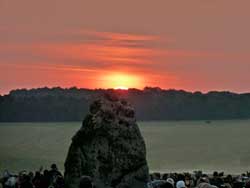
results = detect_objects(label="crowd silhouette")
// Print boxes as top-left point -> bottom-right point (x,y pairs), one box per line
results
148,171 -> 250,188
1,166 -> 250,188
0,164 -> 63,188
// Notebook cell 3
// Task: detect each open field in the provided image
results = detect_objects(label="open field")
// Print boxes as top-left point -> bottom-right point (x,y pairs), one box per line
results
0,120 -> 250,174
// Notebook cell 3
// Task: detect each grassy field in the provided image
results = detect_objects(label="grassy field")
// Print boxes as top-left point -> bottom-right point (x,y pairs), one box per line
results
0,120 -> 250,174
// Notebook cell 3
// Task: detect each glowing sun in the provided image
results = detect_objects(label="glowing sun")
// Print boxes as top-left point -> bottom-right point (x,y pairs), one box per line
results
101,73 -> 142,89
114,86 -> 128,90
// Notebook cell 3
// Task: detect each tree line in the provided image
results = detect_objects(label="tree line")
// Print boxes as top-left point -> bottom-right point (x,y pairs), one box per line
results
0,87 -> 250,122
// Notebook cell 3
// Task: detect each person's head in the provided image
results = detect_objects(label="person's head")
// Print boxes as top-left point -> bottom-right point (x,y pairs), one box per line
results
79,176 -> 92,188
166,178 -> 175,187
176,180 -> 186,188
34,171 -> 41,178
195,171 -> 203,178
162,173 -> 169,180
213,171 -> 218,178
177,174 -> 185,181
200,177 -> 209,184
200,174 -> 209,183
224,175 -> 232,183
219,172 -> 224,177
51,164 -> 58,170
153,172 -> 161,180
28,171 -> 34,179
3,170 -> 10,179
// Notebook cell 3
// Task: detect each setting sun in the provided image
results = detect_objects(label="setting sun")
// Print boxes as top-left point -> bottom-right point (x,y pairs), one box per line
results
100,73 -> 142,89
114,86 -> 128,90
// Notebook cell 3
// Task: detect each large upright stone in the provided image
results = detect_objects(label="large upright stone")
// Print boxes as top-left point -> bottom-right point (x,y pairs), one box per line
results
64,93 -> 149,188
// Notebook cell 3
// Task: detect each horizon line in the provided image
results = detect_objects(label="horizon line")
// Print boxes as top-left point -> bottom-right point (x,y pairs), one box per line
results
2,86 -> 250,96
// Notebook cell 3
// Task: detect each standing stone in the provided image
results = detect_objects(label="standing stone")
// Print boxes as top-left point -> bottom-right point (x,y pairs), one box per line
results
64,93 -> 149,188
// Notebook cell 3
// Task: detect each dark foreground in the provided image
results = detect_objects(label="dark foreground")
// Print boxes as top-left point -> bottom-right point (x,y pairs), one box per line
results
1,164 -> 250,188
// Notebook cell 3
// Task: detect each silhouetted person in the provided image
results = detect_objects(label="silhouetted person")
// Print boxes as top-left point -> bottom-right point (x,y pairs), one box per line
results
20,175 -> 33,188
211,171 -> 221,187
32,171 -> 43,188
48,164 -> 62,185
40,170 -> 50,188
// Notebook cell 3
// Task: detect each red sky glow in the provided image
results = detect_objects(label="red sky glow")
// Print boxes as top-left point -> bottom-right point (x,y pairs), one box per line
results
1,1 -> 250,94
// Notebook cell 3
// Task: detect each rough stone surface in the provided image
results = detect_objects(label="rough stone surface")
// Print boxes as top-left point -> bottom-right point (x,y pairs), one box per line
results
64,93 -> 149,188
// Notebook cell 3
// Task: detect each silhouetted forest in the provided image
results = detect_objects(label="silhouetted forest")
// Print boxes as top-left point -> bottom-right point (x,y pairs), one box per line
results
1,87 -> 250,122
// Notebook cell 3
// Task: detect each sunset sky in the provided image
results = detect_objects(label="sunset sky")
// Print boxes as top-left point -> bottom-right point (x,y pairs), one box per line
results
1,1 -> 250,94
